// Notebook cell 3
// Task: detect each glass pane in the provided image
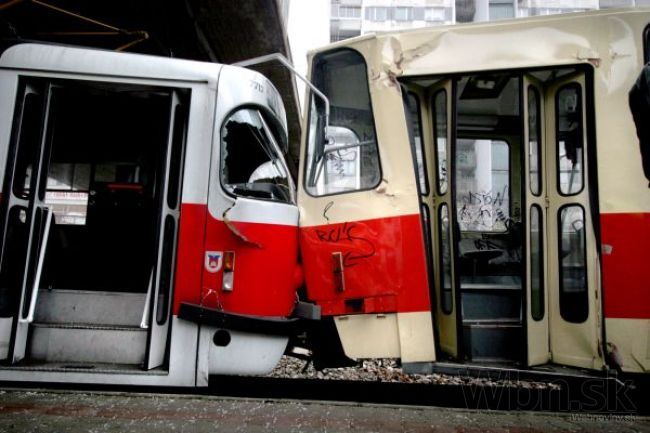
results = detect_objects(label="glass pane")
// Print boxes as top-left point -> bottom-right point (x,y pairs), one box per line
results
0,206 -> 30,317
156,215 -> 176,325
433,90 -> 448,195
558,205 -> 588,323
394,7 -> 411,20
528,86 -> 542,196
439,204 -> 453,314
556,84 -> 584,195
322,126 -> 362,191
221,108 -> 293,203
421,203 -> 432,265
456,139 -> 510,232
13,92 -> 44,199
305,49 -> 380,196
530,205 -> 544,321
167,102 -> 188,210
22,207 -> 43,319
407,93 -> 428,195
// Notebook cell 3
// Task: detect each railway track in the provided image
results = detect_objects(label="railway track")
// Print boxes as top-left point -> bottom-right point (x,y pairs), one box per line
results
2,360 -> 647,416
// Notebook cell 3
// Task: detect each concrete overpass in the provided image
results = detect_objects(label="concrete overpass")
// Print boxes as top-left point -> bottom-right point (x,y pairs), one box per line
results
0,0 -> 302,169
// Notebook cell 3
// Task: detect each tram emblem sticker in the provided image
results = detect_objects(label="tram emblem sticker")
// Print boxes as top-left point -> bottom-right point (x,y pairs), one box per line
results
205,251 -> 223,273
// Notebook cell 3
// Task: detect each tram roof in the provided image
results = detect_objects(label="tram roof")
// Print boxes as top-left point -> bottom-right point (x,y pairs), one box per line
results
309,8 -> 650,77
0,42 -> 226,84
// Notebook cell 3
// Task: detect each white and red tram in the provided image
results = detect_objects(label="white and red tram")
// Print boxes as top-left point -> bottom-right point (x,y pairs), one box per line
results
0,43 -> 302,386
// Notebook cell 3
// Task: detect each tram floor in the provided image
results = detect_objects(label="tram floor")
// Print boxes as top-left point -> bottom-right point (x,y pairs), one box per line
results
0,388 -> 647,433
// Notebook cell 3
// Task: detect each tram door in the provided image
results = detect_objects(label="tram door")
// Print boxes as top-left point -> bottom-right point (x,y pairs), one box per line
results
523,75 -> 550,365
523,72 -> 604,369
0,78 -> 185,368
426,80 -> 460,359
410,68 -> 604,368
543,74 -> 604,370
0,83 -> 53,362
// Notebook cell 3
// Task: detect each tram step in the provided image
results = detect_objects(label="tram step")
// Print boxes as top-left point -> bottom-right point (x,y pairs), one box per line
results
34,289 -> 146,327
462,322 -> 523,362
28,322 -> 146,364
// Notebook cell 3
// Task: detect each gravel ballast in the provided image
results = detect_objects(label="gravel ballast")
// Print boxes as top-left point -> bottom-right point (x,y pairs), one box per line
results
268,356 -> 561,390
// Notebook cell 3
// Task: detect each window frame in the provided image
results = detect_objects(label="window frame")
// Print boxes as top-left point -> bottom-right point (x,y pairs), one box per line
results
394,6 -> 412,21
555,82 -> 585,197
303,48 -> 382,198
455,138 -> 512,234
528,85 -> 543,197
219,104 -> 295,205
432,88 -> 448,196
557,203 -> 589,324
530,204 -> 545,321
406,92 -> 430,196
439,202 -> 454,315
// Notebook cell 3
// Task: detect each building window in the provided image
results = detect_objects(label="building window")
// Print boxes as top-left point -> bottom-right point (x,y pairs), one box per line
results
394,7 -> 412,21
339,6 -> 361,18
490,3 -> 515,20
365,7 -> 388,21
424,7 -> 445,22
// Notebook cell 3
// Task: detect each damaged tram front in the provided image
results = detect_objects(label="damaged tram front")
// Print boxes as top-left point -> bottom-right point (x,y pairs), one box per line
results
298,9 -> 650,376
0,43 -> 301,386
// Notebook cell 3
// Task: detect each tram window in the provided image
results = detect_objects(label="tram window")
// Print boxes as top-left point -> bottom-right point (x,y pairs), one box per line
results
406,92 -> 428,195
456,139 -> 510,232
45,163 -> 90,225
439,203 -> 453,314
167,101 -> 188,210
558,205 -> 588,323
305,49 -> 380,196
556,84 -> 584,196
156,215 -> 176,325
221,108 -> 294,204
433,90 -> 448,195
13,90 -> 44,199
530,205 -> 544,321
528,86 -> 542,196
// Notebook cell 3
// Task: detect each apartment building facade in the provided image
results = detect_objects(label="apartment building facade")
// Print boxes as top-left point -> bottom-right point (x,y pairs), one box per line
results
330,0 -> 649,41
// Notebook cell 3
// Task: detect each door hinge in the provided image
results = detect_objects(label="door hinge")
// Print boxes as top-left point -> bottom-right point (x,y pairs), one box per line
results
544,197 -> 550,209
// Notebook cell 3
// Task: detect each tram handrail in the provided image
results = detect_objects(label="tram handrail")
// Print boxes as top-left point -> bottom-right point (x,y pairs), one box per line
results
233,53 -> 331,137
20,208 -> 53,324
140,268 -> 153,329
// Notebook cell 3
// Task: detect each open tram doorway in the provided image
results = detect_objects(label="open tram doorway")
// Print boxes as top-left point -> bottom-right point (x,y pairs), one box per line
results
0,78 -> 187,370
403,66 -> 604,370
